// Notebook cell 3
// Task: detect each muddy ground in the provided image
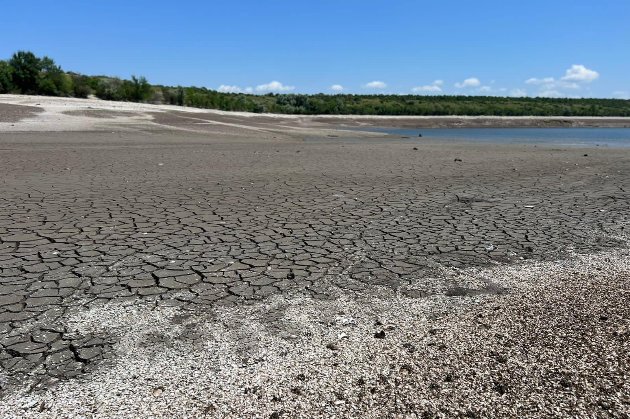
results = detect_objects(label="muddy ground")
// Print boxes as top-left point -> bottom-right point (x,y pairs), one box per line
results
0,97 -> 629,417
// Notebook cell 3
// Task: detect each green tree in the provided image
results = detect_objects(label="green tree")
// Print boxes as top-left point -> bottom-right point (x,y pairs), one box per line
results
129,75 -> 152,102
176,87 -> 185,106
0,61 -> 14,93
9,51 -> 41,93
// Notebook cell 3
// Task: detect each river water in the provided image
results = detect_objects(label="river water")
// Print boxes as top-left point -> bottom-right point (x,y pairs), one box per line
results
366,127 -> 630,148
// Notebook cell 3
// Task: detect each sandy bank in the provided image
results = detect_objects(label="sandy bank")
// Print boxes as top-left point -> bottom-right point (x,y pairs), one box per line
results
1,94 -> 629,134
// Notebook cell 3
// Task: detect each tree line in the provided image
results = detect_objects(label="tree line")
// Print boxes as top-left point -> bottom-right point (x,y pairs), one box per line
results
2,50 -> 630,117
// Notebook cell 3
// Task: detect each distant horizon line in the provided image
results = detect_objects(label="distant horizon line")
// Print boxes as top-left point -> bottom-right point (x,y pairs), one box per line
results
1,50 -> 628,100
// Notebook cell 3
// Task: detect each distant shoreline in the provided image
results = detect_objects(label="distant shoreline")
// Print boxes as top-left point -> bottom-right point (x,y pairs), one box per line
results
310,115 -> 630,128
1,94 -> 630,133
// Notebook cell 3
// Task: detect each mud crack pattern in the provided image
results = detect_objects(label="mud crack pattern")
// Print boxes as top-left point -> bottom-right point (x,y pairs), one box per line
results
0,132 -> 628,393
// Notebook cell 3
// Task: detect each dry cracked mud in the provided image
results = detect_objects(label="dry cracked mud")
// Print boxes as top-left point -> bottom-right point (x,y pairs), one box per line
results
0,105 -> 629,417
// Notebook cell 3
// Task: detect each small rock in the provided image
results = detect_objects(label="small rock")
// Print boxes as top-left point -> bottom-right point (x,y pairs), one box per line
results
413,147 -> 418,151
22,400 -> 38,410
374,330 -> 386,339
152,386 -> 164,396
402,343 -> 416,353
286,270 -> 295,280
454,158 -> 462,162
559,376 -> 572,388
495,354 -> 508,363
326,342 -> 339,351
598,400 -> 612,409
400,364 -> 413,374
493,381 -> 507,395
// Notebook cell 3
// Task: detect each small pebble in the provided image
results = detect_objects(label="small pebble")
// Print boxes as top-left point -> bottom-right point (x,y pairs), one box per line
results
374,330 -> 386,339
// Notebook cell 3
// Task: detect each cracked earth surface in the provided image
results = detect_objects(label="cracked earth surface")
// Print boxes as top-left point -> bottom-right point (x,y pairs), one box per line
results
0,129 -> 628,405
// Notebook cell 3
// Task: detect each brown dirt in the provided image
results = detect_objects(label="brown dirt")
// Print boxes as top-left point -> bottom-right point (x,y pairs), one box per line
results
0,103 -> 43,123
62,110 -> 137,119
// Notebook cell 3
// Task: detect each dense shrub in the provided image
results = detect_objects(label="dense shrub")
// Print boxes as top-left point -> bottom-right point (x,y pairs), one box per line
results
0,61 -> 14,93
161,87 -> 185,106
123,76 -> 153,102
38,57 -> 72,96
133,75 -> 152,102
93,77 -> 124,101
69,73 -> 93,98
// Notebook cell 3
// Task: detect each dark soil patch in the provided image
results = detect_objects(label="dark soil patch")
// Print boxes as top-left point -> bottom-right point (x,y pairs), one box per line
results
0,103 -> 43,123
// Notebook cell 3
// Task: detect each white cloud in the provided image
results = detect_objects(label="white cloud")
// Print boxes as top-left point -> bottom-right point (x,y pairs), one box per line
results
525,77 -> 555,85
411,80 -> 443,93
524,65 -> 599,97
412,85 -> 442,93
255,81 -> 295,93
330,84 -> 344,92
472,85 -> 512,96
525,77 -> 579,90
561,64 -> 599,82
217,85 -> 254,93
510,88 -> 527,97
364,80 -> 387,89
455,77 -> 481,88
217,84 -> 243,93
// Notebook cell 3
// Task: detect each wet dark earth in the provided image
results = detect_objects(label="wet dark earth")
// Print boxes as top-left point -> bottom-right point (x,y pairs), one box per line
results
0,130 -> 628,393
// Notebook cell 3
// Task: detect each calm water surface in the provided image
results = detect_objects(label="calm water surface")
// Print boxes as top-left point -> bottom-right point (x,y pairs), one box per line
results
368,127 -> 630,148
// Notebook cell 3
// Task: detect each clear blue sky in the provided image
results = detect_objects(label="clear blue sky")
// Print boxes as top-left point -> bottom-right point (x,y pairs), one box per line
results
2,0 -> 629,98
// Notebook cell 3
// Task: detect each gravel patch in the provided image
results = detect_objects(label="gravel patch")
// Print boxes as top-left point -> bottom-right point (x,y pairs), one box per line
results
1,240 -> 628,418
